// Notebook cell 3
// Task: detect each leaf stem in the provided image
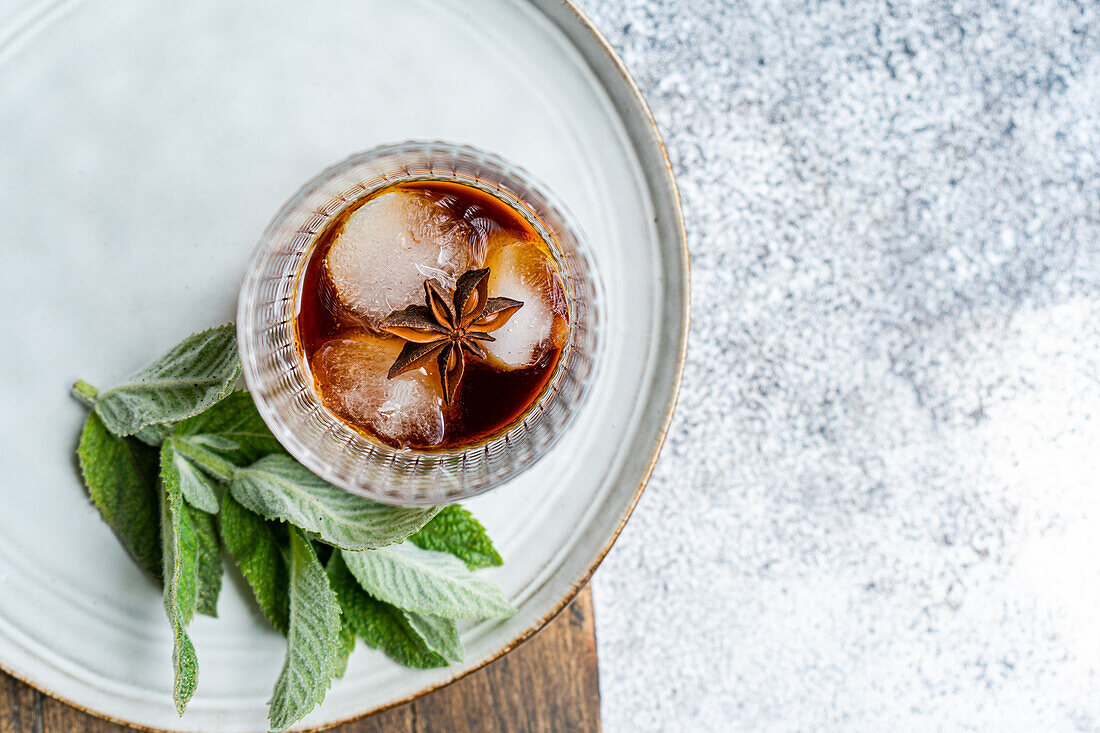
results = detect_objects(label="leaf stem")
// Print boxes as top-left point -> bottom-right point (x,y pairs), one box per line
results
170,437 -> 238,483
72,379 -> 99,408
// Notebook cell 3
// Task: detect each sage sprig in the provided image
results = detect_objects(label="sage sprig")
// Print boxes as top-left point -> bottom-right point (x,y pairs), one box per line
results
229,455 -> 439,550
72,325 -> 514,732
341,542 -> 515,620
73,323 -> 240,437
268,527 -> 342,732
160,455 -> 201,714
77,414 -> 162,580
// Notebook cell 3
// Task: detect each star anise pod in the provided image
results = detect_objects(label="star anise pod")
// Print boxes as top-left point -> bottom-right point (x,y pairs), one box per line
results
379,268 -> 523,404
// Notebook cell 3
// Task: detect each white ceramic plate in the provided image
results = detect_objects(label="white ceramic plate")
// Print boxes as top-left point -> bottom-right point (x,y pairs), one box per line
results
0,0 -> 687,730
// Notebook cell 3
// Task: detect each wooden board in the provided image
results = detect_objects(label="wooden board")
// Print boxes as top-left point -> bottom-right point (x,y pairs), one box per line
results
0,586 -> 599,733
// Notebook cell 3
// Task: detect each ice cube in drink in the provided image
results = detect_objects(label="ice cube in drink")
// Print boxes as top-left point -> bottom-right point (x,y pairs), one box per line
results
312,334 -> 445,448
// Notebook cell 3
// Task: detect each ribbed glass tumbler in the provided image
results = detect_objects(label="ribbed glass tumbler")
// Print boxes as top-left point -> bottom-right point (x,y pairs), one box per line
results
237,142 -> 602,505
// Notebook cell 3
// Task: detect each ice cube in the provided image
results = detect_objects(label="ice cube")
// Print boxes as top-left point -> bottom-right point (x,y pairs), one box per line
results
482,234 -> 568,370
324,191 -> 473,325
312,334 -> 444,447
432,191 -> 501,267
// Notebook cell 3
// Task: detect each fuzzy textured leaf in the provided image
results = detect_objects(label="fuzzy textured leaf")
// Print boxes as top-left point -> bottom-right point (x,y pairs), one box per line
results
134,422 -> 174,447
161,441 -> 218,513
229,455 -> 438,550
172,391 -> 284,466
333,615 -> 356,679
161,468 -> 200,714
186,503 -> 222,617
91,324 -> 240,436
340,543 -> 515,620
220,494 -> 289,635
403,612 -> 463,663
268,528 -> 342,732
326,554 -> 447,669
409,504 -> 503,570
77,413 -> 162,580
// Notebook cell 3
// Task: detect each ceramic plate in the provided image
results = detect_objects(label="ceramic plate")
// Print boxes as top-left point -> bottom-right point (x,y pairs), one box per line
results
0,0 -> 687,729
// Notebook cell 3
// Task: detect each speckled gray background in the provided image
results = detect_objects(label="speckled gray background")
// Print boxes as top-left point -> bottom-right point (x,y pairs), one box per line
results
579,1 -> 1100,730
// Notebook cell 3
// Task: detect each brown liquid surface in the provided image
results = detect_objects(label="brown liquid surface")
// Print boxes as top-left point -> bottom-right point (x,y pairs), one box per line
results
296,181 -> 565,450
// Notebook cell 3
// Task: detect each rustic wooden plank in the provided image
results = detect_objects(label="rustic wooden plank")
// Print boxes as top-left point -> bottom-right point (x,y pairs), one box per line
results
41,696 -> 131,733
332,702 -> 414,733
0,669 -> 41,733
0,586 -> 598,733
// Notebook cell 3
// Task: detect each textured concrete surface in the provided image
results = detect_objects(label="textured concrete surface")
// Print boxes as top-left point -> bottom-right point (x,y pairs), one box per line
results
580,1 -> 1100,730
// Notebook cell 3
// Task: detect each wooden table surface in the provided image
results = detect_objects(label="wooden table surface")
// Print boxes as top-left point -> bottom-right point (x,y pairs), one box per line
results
0,587 -> 599,733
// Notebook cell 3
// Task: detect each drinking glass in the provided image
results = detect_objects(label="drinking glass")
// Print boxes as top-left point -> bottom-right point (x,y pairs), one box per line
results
238,141 -> 602,505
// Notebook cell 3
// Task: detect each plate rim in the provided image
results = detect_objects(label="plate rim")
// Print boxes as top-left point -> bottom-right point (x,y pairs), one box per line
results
0,0 -> 690,729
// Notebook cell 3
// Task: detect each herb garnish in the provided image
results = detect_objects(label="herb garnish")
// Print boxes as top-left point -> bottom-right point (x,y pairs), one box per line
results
72,324 -> 513,732
380,268 -> 522,404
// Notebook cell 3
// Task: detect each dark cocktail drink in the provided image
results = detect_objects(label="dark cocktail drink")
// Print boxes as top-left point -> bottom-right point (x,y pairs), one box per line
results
297,181 -> 569,450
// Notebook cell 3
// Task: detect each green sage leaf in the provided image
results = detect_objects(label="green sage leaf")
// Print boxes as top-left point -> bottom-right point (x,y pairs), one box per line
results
340,543 -> 514,620
186,503 -> 222,618
326,553 -> 447,669
220,494 -> 290,635
77,413 -> 162,581
172,391 -> 283,466
85,323 -> 240,437
229,455 -> 438,550
268,528 -> 341,732
160,440 -> 218,513
409,504 -> 503,570
402,612 -> 463,663
161,465 -> 200,714
134,422 -> 174,447
325,550 -> 356,677
333,615 -> 356,680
